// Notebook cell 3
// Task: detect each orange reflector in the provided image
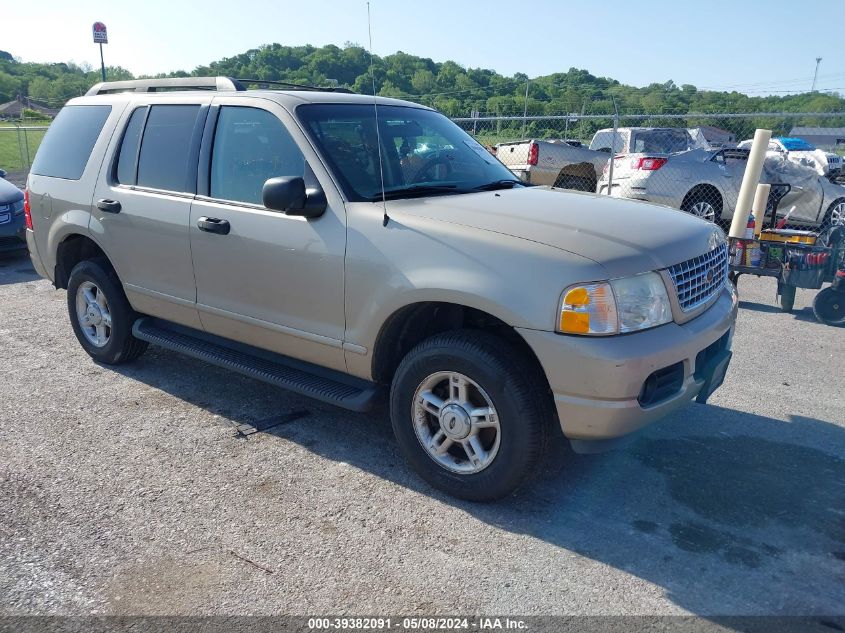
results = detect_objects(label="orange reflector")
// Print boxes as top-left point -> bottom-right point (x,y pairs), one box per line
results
560,311 -> 589,333
564,287 -> 590,306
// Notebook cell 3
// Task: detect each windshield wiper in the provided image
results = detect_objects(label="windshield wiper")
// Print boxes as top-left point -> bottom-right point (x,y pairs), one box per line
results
471,179 -> 524,191
368,184 -> 459,201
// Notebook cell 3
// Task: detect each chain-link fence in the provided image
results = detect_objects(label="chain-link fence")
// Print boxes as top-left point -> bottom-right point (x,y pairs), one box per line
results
455,112 -> 845,234
3,109 -> 845,235
0,121 -> 50,171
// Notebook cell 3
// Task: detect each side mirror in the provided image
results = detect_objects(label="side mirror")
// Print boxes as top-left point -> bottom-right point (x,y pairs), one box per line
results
0,169 -> 7,179
262,176 -> 327,218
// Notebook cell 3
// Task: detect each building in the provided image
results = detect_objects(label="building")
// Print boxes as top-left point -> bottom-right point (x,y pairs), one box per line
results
788,127 -> 845,149
0,96 -> 59,120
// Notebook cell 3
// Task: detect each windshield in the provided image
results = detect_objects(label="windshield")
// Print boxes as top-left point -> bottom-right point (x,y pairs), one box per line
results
297,104 -> 520,201
630,129 -> 695,154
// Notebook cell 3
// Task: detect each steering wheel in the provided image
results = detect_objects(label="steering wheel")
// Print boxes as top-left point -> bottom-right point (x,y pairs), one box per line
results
411,155 -> 453,183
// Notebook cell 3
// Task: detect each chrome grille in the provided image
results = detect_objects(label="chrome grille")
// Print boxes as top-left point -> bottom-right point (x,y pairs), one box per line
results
668,243 -> 728,312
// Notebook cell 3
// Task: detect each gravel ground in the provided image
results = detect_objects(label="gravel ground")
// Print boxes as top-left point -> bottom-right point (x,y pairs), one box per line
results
0,250 -> 843,617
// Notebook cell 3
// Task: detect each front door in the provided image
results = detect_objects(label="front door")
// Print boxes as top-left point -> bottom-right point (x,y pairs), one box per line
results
189,99 -> 347,371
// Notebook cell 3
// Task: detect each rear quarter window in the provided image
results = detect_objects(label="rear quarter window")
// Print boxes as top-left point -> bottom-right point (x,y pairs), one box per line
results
30,105 -> 112,180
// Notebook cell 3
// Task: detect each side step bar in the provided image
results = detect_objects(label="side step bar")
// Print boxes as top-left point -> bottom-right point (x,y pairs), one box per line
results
132,318 -> 384,412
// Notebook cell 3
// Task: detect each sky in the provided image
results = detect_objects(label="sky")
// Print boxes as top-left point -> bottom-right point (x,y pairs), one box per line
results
4,0 -> 844,96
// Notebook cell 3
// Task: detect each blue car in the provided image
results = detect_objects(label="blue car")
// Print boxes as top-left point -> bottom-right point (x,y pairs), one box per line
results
0,170 -> 27,254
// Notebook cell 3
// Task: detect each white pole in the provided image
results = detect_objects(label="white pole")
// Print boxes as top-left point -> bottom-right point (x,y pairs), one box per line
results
729,128 -> 772,238
752,183 -> 771,238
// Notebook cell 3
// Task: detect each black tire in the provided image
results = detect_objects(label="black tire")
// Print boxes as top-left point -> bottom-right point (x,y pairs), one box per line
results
779,284 -> 796,313
390,330 -> 552,501
553,174 -> 594,192
813,288 -> 845,327
67,258 -> 148,364
729,271 -> 740,290
681,187 -> 722,223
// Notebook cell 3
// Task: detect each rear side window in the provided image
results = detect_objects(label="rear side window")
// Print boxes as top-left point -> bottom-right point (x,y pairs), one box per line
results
137,105 -> 200,192
115,107 -> 147,185
210,106 -> 305,205
30,105 -> 112,180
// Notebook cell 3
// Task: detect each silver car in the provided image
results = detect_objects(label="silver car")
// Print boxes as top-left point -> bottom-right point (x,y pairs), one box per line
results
597,147 -> 845,229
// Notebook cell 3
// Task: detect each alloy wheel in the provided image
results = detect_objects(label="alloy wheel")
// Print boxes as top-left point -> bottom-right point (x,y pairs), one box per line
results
689,200 -> 716,222
412,371 -> 501,474
75,281 -> 112,347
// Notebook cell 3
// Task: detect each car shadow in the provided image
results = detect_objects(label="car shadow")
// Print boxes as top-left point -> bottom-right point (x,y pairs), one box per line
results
108,346 -> 845,620
738,300 -> 820,324
0,250 -> 38,286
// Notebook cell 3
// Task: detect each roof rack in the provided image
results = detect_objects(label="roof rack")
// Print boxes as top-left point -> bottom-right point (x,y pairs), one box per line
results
85,77 -> 246,96
85,76 -> 355,97
235,78 -> 354,93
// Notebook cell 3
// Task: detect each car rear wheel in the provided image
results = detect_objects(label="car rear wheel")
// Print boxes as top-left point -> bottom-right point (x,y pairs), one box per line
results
67,258 -> 148,364
554,173 -> 595,192
681,191 -> 721,223
681,185 -> 723,223
390,330 -> 551,501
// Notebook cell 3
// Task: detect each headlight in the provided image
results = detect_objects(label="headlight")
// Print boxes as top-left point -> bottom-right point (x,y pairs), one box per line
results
11,199 -> 24,216
558,272 -> 673,335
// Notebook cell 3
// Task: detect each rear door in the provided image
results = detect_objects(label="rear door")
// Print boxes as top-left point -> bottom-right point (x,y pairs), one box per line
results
188,97 -> 347,372
91,97 -> 210,329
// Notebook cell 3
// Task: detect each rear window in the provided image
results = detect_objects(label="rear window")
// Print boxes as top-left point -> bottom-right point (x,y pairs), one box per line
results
136,105 -> 200,192
630,129 -> 693,154
589,130 -> 625,153
30,105 -> 112,180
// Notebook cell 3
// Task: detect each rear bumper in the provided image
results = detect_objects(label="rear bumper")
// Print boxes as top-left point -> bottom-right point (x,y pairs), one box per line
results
25,229 -> 49,277
508,167 -> 557,187
597,182 -> 679,208
517,285 -> 737,444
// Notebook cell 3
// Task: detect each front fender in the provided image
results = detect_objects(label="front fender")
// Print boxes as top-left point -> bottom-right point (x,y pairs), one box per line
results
342,203 -> 608,379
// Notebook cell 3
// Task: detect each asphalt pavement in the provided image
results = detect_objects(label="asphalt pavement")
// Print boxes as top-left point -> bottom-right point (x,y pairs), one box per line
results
0,250 -> 843,618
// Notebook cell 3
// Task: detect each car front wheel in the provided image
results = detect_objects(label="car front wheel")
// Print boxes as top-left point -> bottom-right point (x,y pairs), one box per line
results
390,330 -> 551,501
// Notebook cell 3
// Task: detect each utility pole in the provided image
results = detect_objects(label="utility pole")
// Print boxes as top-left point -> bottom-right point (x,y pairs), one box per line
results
811,57 -> 822,92
521,79 -> 529,139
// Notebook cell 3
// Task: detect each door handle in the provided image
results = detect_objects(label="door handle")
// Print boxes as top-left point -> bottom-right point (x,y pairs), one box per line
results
197,217 -> 230,235
97,199 -> 121,213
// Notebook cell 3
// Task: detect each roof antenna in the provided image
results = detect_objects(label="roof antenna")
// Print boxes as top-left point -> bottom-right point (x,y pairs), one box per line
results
367,2 -> 389,227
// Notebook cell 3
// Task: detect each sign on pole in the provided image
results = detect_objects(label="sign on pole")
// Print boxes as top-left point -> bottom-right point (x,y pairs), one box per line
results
92,22 -> 108,44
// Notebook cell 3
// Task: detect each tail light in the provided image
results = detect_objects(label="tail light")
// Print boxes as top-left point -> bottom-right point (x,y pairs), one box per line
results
527,141 -> 539,166
631,157 -> 668,171
24,189 -> 33,230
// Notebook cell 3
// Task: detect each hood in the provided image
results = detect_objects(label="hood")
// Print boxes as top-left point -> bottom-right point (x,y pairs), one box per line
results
0,176 -> 23,204
392,186 -> 724,278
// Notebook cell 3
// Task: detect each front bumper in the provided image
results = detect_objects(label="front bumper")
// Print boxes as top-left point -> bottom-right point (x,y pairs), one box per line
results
517,285 -> 737,446
0,213 -> 27,253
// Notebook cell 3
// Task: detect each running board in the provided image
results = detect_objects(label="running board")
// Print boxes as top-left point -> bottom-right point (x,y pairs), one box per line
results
132,318 -> 384,412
